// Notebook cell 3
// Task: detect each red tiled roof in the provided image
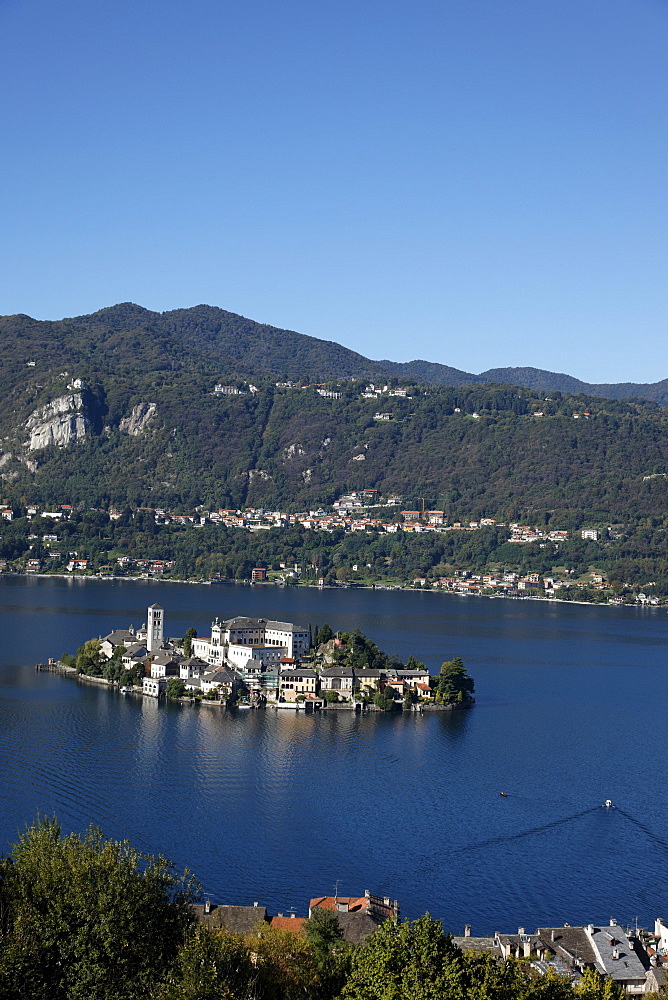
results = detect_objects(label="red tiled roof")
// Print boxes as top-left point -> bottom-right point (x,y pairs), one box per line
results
310,896 -> 368,913
270,916 -> 307,933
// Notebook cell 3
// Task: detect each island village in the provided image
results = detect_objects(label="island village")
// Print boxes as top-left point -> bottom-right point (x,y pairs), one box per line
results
66,602 -> 442,709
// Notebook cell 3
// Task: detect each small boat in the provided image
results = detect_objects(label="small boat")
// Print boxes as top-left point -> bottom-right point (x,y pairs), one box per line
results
120,686 -> 130,695
499,792 -> 509,797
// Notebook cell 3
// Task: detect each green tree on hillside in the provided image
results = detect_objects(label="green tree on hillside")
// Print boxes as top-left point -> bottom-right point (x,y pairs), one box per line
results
0,817 -> 197,1000
156,926 -> 257,1000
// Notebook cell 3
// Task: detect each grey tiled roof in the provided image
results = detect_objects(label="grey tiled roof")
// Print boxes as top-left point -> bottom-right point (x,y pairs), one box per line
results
191,903 -> 268,933
537,927 -> 597,967
334,911 -> 384,944
588,925 -> 648,981
453,936 -> 501,957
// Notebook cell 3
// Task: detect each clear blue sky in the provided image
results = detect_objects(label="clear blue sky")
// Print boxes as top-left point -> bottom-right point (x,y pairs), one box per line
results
1,0 -> 666,383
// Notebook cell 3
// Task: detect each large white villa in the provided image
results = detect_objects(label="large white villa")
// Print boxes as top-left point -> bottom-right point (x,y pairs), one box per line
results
192,616 -> 311,670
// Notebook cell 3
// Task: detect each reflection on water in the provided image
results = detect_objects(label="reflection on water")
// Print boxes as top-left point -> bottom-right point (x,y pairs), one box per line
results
0,577 -> 666,933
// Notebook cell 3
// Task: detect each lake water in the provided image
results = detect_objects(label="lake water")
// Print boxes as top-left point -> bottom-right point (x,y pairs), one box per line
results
0,576 -> 666,936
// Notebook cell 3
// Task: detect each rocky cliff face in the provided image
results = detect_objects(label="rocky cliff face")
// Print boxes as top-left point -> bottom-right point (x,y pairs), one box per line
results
26,394 -> 89,451
119,402 -> 156,436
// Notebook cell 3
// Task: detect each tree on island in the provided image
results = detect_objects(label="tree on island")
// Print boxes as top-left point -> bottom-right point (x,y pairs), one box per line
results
75,638 -> 104,677
166,678 -> 186,700
182,627 -> 197,659
434,657 -> 475,705
406,654 -> 426,671
373,689 -> 397,712
313,623 -> 334,648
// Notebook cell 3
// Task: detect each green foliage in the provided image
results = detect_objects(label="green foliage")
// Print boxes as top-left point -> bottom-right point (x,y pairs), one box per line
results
120,665 -> 144,687
0,817 -> 197,1000
166,678 -> 186,700
182,627 -> 197,659
339,913 -> 464,1000
75,638 -> 103,677
2,306 -> 668,591
435,658 -> 474,705
315,623 -> 334,646
3,304 -> 668,525
324,690 -> 339,703
303,909 -> 349,998
575,968 -> 624,999
374,690 -> 397,712
60,653 -> 75,668
155,926 -> 257,1000
102,657 -> 122,682
242,923 -> 321,1000
406,654 -> 426,671
340,914 -> 576,1000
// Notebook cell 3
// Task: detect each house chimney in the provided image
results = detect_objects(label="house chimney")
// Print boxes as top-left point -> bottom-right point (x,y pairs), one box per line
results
204,900 -> 211,914
253,901 -> 258,907
612,948 -> 619,961
518,927 -> 525,936
465,925 -> 471,938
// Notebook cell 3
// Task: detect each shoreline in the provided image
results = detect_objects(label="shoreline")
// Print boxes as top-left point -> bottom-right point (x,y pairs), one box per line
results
39,666 -> 473,715
14,570 -> 661,612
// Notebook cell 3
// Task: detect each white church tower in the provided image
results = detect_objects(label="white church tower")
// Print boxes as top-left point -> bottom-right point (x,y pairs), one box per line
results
147,603 -> 164,652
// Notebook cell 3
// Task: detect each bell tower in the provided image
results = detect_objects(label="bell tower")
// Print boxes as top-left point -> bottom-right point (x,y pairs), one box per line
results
147,603 -> 164,652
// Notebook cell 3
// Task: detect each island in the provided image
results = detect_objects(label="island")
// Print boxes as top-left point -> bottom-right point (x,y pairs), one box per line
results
55,603 -> 475,712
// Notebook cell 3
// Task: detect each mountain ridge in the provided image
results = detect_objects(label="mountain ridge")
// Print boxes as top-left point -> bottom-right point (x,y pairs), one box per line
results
2,302 -> 662,403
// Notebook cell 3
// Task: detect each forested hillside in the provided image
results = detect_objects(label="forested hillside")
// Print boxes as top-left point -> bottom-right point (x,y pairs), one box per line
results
1,304 -> 668,520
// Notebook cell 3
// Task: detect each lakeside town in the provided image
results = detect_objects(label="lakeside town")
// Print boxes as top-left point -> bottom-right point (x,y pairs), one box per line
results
1,492 -> 662,607
52,603 -> 473,710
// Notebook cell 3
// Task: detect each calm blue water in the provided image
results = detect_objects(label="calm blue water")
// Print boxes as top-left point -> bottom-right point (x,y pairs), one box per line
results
0,576 -> 666,935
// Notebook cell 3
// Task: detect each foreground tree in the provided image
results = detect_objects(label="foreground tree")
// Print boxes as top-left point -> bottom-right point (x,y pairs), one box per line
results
304,908 -> 350,997
243,922 -> 320,1000
155,926 -> 257,1000
339,913 -> 466,1000
0,817 -> 197,1000
339,914 -> 575,1000
575,968 -> 624,999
